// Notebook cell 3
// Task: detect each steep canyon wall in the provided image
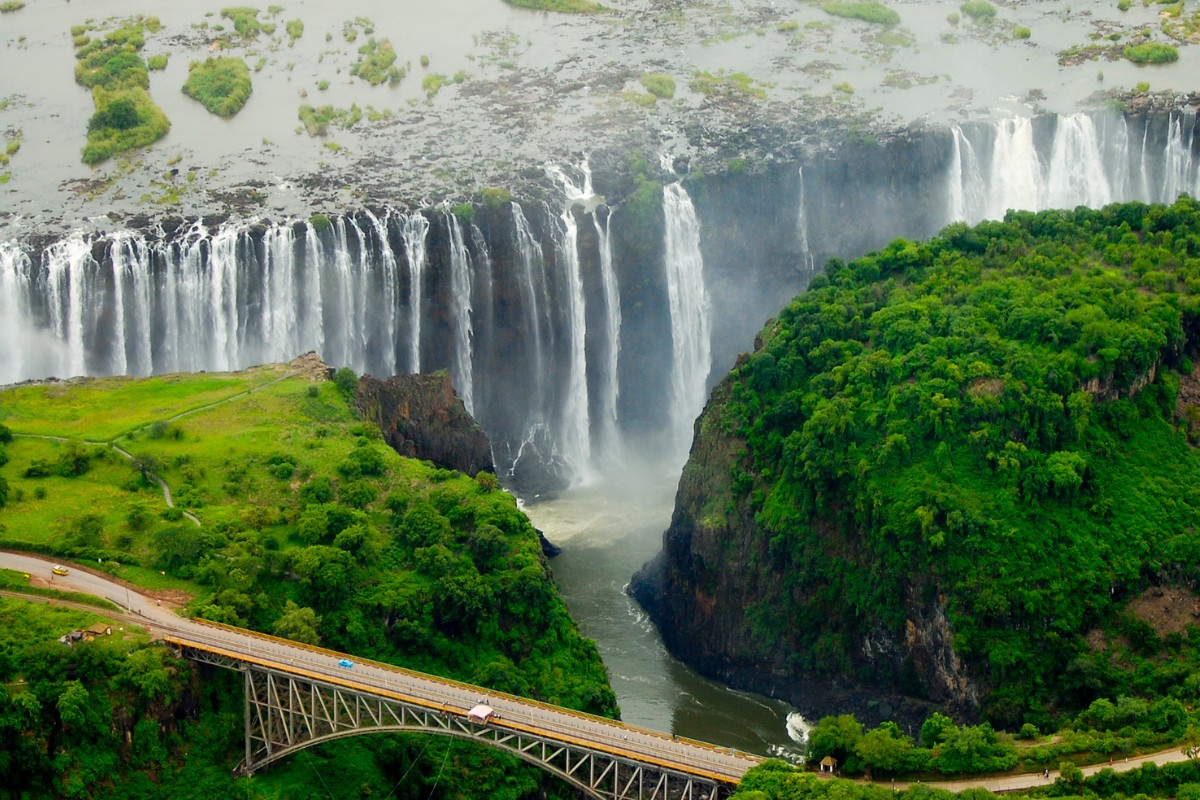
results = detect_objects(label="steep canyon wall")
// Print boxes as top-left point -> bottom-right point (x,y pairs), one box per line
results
1,109 -> 1197,498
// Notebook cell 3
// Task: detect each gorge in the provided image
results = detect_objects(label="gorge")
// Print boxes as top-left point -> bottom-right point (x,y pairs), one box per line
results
3,108 -> 1198,496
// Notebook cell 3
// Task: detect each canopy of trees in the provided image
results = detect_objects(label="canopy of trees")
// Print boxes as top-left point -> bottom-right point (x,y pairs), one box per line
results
719,197 -> 1200,728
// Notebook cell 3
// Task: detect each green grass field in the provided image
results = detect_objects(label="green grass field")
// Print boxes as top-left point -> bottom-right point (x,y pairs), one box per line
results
1,364 -> 460,607
0,365 -> 285,440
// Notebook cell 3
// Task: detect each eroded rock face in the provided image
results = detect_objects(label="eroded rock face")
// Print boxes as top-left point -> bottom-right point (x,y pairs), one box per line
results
355,372 -> 494,478
629,372 -> 955,729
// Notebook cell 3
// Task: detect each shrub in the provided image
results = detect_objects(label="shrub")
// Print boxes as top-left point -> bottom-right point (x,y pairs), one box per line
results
182,57 -> 253,117
1013,25 -> 1031,39
220,6 -> 262,39
960,0 -> 996,20
147,53 -> 168,70
1123,42 -> 1179,63
947,11 -> 960,23
481,187 -> 512,208
332,366 -> 358,396
640,73 -> 676,98
285,19 -> 303,40
350,38 -> 404,86
822,2 -> 901,26
299,476 -> 334,505
422,73 -> 447,98
82,87 -> 170,164
1118,0 -> 1132,8
502,0 -> 607,12
0,1 -> 26,11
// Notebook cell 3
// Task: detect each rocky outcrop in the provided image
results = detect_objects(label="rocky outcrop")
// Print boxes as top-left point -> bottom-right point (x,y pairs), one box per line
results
355,372 -> 494,478
630,368 -> 957,730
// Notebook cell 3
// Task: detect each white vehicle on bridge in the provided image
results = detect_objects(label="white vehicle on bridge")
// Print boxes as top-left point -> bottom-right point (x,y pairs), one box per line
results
467,704 -> 495,724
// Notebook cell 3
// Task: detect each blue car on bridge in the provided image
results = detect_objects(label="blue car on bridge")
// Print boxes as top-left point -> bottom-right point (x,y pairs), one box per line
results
338,658 -> 353,669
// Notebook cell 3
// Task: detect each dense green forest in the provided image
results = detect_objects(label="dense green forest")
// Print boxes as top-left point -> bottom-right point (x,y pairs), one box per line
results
731,756 -> 1200,800
0,365 -> 615,799
716,195 -> 1200,730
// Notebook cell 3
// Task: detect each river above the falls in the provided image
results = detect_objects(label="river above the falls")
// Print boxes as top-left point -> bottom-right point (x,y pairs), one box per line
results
520,460 -> 808,762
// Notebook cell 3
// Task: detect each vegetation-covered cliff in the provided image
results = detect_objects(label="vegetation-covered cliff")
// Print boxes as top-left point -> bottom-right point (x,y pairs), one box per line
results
0,357 -> 615,798
633,196 -> 1200,731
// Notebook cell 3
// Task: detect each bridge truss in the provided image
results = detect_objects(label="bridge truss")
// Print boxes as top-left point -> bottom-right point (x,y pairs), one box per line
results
179,644 -> 732,800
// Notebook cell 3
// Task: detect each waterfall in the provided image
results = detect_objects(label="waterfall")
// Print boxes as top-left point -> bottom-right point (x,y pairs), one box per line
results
511,202 -> 547,406
546,163 -> 594,478
363,210 -> 400,377
1162,111 -> 1198,203
796,167 -> 816,273
1044,114 -> 1112,210
402,212 -> 429,373
947,110 -> 1200,225
662,182 -> 712,457
261,223 -> 299,367
302,222 -> 327,363
4,107 -> 1198,492
593,209 -> 621,461
0,242 -> 36,384
43,235 -> 94,380
446,212 -> 475,415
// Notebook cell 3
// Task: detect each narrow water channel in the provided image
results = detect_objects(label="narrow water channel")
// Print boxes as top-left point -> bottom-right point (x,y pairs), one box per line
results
520,460 -> 807,762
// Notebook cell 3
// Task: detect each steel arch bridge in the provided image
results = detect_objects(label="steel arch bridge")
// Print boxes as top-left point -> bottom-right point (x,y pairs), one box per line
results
176,641 -> 736,800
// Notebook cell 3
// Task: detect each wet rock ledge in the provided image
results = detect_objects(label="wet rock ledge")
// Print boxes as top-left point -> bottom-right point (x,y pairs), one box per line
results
355,371 -> 494,478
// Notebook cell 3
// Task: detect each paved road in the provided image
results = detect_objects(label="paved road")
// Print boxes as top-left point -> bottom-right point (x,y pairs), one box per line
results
0,551 -> 762,784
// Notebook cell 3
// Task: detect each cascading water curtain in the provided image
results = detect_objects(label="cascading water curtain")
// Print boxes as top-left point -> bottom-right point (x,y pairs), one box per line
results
947,110 -> 1200,225
661,182 -> 712,460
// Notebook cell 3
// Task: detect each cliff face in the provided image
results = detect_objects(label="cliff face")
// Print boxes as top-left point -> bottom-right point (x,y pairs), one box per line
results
630,371 -> 953,728
355,372 -> 494,477
633,198 -> 1200,730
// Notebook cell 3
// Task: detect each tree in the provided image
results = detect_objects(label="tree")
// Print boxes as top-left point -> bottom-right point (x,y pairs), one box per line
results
64,513 -> 104,548
0,475 -> 8,509
272,601 -> 322,646
807,714 -> 864,765
921,712 -> 955,748
121,648 -> 173,703
56,680 -> 90,730
152,525 -> 211,574
299,476 -> 334,505
854,722 -> 913,775
1182,725 -> 1200,760
126,502 -> 151,532
333,367 -> 358,396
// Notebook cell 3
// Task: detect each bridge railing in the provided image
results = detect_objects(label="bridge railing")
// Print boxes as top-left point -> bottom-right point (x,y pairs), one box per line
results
182,616 -> 754,762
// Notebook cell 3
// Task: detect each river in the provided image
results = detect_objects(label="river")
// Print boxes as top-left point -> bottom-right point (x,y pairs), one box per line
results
520,457 -> 808,762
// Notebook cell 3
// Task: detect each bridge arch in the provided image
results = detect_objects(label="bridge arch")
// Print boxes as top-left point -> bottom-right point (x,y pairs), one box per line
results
247,724 -> 610,799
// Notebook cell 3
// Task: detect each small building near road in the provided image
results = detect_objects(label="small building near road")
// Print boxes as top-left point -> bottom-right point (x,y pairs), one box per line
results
820,756 -> 838,774
86,622 -> 112,637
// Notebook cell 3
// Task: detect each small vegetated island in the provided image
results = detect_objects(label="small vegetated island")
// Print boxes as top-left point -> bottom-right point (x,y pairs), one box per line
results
636,196 -> 1200,795
182,56 -> 253,117
72,16 -> 170,165
0,360 -> 615,798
